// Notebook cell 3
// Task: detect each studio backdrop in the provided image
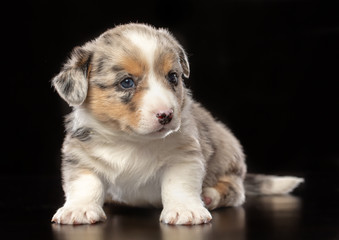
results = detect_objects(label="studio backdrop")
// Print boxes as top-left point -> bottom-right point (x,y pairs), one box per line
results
2,0 -> 338,176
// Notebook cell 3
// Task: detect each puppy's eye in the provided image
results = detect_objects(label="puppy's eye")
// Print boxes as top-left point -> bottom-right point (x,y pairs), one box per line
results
120,78 -> 135,89
168,72 -> 178,85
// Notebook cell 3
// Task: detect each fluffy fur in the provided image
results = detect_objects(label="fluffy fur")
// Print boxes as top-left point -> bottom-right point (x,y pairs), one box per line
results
51,23 -> 303,225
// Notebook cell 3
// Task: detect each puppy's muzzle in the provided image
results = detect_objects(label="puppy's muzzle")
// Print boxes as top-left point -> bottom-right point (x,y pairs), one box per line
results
156,110 -> 173,125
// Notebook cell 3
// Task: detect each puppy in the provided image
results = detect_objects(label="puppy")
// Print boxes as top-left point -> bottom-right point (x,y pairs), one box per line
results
51,23 -> 303,225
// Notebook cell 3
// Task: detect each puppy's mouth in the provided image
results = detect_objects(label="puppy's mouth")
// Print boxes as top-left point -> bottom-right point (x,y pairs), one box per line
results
152,126 -> 169,135
131,114 -> 181,139
157,127 -> 166,132
143,124 -> 178,139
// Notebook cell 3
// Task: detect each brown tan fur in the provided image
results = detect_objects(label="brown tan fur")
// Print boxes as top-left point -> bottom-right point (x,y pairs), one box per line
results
85,87 -> 140,130
120,56 -> 147,78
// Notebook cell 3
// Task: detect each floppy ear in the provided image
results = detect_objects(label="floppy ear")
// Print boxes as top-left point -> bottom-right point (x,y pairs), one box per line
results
52,46 -> 92,106
178,46 -> 190,79
158,28 -> 190,79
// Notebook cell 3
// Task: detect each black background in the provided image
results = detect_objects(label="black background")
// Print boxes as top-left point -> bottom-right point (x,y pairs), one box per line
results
2,0 -> 339,177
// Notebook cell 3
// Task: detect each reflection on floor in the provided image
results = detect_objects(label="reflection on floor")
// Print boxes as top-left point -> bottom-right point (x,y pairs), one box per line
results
1,174 -> 338,240
51,195 -> 311,240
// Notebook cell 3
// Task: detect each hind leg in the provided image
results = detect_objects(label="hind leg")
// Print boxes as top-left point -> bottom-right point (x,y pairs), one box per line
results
202,175 -> 245,210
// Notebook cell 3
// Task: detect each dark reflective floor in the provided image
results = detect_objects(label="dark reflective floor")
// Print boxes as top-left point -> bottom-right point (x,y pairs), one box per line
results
1,173 -> 338,240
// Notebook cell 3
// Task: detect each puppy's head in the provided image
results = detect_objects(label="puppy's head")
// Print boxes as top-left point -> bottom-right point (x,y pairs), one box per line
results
53,24 -> 190,139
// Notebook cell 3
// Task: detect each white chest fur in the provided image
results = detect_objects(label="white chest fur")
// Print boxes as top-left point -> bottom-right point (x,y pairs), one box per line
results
84,134 -> 183,206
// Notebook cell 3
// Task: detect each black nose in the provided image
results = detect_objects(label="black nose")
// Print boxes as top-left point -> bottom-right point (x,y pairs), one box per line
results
156,110 -> 173,125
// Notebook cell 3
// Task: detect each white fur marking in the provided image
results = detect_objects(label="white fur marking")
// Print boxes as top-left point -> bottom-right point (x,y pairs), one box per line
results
124,30 -> 157,68
160,161 -> 212,225
262,177 -> 304,195
52,172 -> 106,224
137,74 -> 180,137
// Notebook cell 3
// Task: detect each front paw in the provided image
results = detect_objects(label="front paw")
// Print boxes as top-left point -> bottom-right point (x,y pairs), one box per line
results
160,204 -> 212,225
51,204 -> 107,225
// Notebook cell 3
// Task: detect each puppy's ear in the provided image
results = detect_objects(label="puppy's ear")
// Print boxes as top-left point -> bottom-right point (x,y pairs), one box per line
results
158,28 -> 190,79
52,46 -> 92,106
178,47 -> 190,79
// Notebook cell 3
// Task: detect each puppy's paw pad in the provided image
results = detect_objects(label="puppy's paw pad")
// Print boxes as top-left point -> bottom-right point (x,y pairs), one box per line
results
52,204 -> 106,225
160,205 -> 212,225
202,187 -> 221,210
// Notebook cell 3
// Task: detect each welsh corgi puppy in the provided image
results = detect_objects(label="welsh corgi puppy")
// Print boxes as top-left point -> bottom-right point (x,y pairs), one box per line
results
52,23 -> 303,225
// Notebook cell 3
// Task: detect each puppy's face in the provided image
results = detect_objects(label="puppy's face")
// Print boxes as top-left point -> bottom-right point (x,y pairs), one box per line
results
53,24 -> 190,139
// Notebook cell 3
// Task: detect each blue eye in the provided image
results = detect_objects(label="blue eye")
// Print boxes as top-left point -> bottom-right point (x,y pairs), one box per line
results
168,72 -> 178,85
120,78 -> 135,89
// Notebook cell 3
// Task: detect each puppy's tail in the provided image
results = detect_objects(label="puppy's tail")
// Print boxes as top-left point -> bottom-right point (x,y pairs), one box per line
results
244,174 -> 304,195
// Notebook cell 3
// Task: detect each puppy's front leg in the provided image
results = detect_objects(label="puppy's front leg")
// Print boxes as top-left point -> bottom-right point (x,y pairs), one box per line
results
160,162 -> 212,225
52,170 -> 106,224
